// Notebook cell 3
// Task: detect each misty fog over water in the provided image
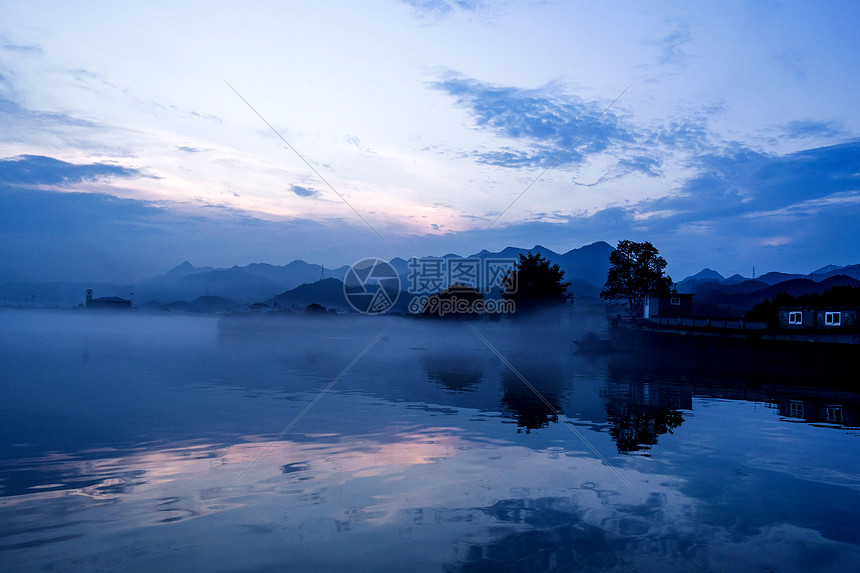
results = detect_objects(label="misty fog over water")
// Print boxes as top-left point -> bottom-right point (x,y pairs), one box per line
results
2,309 -> 860,572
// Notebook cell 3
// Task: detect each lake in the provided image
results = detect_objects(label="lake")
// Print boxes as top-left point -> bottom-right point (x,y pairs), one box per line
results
2,310 -> 859,572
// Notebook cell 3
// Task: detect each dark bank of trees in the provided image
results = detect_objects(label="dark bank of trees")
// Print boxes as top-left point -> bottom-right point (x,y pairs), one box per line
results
745,285 -> 860,325
413,240 -> 678,320
417,283 -> 485,318
600,240 -> 672,315
502,252 -> 573,314
415,252 -> 574,319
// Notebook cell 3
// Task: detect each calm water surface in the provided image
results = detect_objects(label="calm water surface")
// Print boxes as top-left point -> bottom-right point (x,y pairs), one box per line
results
1,310 -> 859,572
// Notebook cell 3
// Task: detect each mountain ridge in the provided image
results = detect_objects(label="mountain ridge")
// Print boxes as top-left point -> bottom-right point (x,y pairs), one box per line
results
2,241 -> 857,312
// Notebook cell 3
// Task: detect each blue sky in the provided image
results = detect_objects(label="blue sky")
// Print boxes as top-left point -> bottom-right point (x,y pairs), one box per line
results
1,1 -> 858,283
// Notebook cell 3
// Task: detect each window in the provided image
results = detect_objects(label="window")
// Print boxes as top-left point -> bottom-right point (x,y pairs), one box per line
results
824,312 -> 841,326
789,401 -> 804,418
788,311 -> 802,324
826,406 -> 843,422
670,296 -> 680,305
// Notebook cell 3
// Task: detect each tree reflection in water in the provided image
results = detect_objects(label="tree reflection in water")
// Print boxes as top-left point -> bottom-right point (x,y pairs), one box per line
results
606,402 -> 685,454
499,353 -> 566,433
422,351 -> 484,392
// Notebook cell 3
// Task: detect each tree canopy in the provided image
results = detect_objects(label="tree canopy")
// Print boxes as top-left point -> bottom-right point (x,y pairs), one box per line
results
502,252 -> 573,314
600,240 -> 672,315
419,283 -> 484,319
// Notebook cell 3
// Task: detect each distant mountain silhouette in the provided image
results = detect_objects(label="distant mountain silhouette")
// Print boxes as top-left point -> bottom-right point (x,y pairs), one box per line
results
4,242 -> 859,312
377,242 -> 612,300
243,260 -> 351,286
814,263 -> 860,281
134,260 -> 351,304
753,275 -> 860,299
137,267 -> 282,303
679,263 -> 860,290
688,274 -> 860,316
755,271 -> 808,285
557,241 -> 615,288
677,268 -> 726,290
468,241 -> 613,296
684,268 -> 724,282
811,264 -> 842,275
271,278 -> 353,311
166,261 -> 213,277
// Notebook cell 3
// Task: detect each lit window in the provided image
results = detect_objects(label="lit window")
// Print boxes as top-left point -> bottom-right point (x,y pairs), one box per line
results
788,311 -> 802,324
826,406 -> 843,422
824,312 -> 841,326
670,297 -> 680,305
789,401 -> 804,418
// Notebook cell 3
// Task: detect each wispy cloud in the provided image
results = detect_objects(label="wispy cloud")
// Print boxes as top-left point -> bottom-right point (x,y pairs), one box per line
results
0,95 -> 101,134
290,184 -> 321,199
781,119 -> 844,140
0,154 -> 142,187
0,38 -> 42,54
744,191 -> 860,219
400,0 -> 490,21
655,23 -> 692,65
0,182 -> 379,282
431,75 -> 645,171
775,49 -> 807,82
630,140 -> 860,226
759,235 -> 793,247
648,112 -> 719,153
617,155 -> 663,178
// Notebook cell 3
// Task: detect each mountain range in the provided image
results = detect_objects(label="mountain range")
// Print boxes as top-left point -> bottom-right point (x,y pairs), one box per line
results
677,266 -> 860,315
2,240 -> 858,315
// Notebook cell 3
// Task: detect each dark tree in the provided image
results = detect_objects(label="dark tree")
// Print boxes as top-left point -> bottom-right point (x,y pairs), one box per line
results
304,303 -> 328,315
600,240 -> 672,315
420,283 -> 484,318
502,252 -> 573,314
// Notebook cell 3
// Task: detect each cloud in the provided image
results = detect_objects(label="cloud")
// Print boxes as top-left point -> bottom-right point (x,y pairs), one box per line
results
452,139 -> 860,277
400,0 -> 488,21
0,94 -> 98,128
0,184 -> 379,283
617,155 -> 662,178
635,140 -> 860,223
744,191 -> 860,219
775,49 -> 807,81
0,94 -> 112,152
611,140 -> 860,273
0,154 -> 143,187
3,142 -> 859,284
781,119 -> 844,140
656,23 -> 692,65
431,75 -> 644,171
759,236 -> 793,247
0,37 -> 41,53
648,113 -> 719,153
290,184 -> 321,199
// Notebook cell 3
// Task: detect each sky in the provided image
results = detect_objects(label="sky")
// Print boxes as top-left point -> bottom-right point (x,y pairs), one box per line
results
1,0 -> 859,283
